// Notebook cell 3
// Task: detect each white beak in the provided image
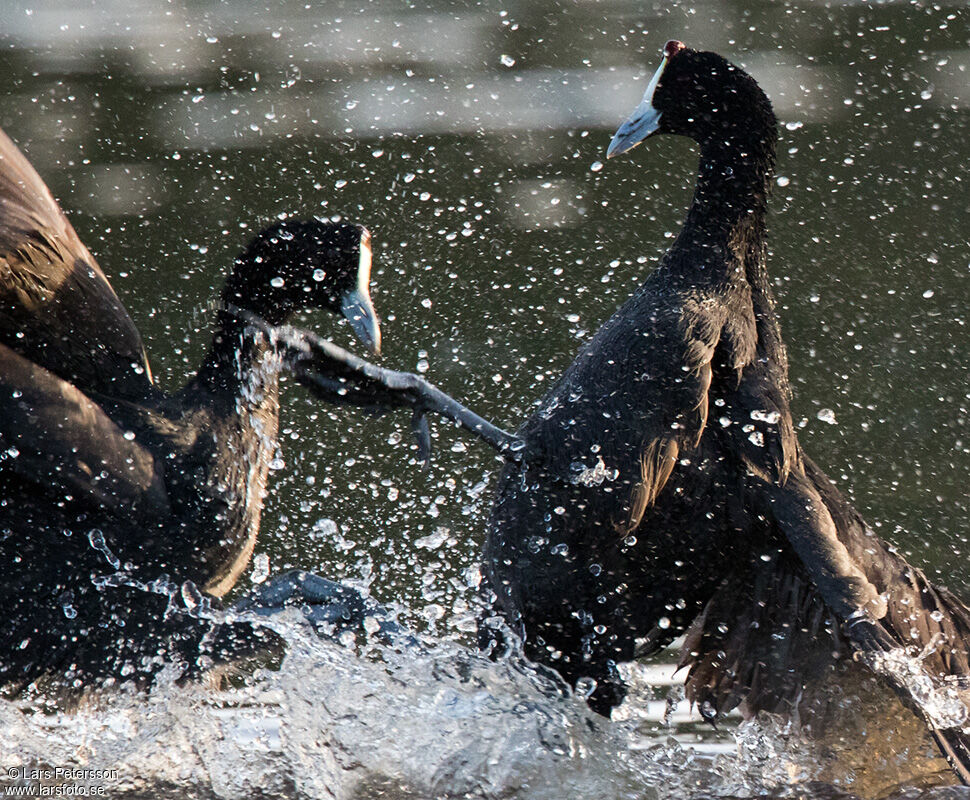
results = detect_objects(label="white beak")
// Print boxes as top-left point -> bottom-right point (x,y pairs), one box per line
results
607,53 -> 667,158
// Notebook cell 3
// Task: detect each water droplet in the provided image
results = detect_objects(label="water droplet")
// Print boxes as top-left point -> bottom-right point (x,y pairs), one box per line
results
250,552 -> 270,584
817,408 -> 837,425
590,161 -> 603,173
750,409 -> 781,424
415,527 -> 451,550
181,581 -> 202,611
87,529 -> 120,570
60,591 -> 76,619
499,54 -> 516,67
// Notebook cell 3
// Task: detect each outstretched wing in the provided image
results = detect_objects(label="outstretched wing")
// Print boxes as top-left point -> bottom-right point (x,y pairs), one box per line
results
0,127 -> 153,400
682,454 -> 970,782
681,548 -> 842,720
0,342 -> 168,518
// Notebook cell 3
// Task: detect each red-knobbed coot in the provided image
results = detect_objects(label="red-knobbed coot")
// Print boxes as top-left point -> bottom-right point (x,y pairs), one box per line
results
0,126 -> 387,694
482,42 -> 970,782
0,124 -> 519,697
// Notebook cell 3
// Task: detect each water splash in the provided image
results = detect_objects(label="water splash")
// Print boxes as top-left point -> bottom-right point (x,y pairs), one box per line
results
87,529 -> 121,570
3,612 -> 967,798
569,457 -> 619,487
867,645 -> 970,730
0,611 -> 793,800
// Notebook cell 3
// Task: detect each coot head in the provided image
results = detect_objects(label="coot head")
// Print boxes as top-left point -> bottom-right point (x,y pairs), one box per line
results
224,219 -> 380,353
607,40 -> 774,157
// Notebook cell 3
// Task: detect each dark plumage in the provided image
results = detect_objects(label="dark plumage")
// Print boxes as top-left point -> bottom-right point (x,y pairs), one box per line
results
482,42 -> 970,781
0,126 -> 383,694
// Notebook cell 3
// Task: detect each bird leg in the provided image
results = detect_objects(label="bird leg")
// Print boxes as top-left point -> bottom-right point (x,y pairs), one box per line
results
231,570 -> 411,644
266,321 -> 524,463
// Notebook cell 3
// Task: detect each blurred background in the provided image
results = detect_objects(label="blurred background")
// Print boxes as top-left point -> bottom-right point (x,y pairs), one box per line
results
1,0 -> 968,633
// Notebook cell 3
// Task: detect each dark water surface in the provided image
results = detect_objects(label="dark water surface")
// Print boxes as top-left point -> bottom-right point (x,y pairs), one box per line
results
1,0 -> 968,633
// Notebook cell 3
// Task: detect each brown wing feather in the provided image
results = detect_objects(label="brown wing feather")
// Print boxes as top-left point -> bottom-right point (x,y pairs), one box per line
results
618,438 -> 680,533
681,455 -> 970,781
0,342 -> 168,518
0,127 -> 153,399
619,317 -> 718,532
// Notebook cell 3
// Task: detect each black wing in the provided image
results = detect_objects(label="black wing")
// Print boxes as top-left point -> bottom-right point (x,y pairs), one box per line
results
0,127 -> 153,400
682,454 -> 970,782
0,342 -> 169,518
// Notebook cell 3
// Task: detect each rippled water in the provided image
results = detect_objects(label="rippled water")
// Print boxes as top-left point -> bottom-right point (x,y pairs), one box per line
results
3,0 -> 970,796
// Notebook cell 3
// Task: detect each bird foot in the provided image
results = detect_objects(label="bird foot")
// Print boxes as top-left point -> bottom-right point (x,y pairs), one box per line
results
231,569 -> 409,644
269,322 -> 524,465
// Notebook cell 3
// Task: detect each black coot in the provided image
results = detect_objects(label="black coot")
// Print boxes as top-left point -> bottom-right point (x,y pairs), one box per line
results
0,126 -> 385,693
482,41 -> 970,781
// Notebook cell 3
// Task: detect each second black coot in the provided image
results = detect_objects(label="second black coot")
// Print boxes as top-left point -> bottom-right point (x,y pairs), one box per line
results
0,125 -> 386,693
482,41 -> 970,780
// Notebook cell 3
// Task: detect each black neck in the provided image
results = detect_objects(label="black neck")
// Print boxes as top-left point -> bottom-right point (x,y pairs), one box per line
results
174,305 -> 283,596
673,131 -> 775,290
189,308 -> 280,401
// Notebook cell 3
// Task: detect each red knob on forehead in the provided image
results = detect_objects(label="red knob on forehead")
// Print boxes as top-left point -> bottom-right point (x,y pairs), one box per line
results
663,40 -> 686,58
